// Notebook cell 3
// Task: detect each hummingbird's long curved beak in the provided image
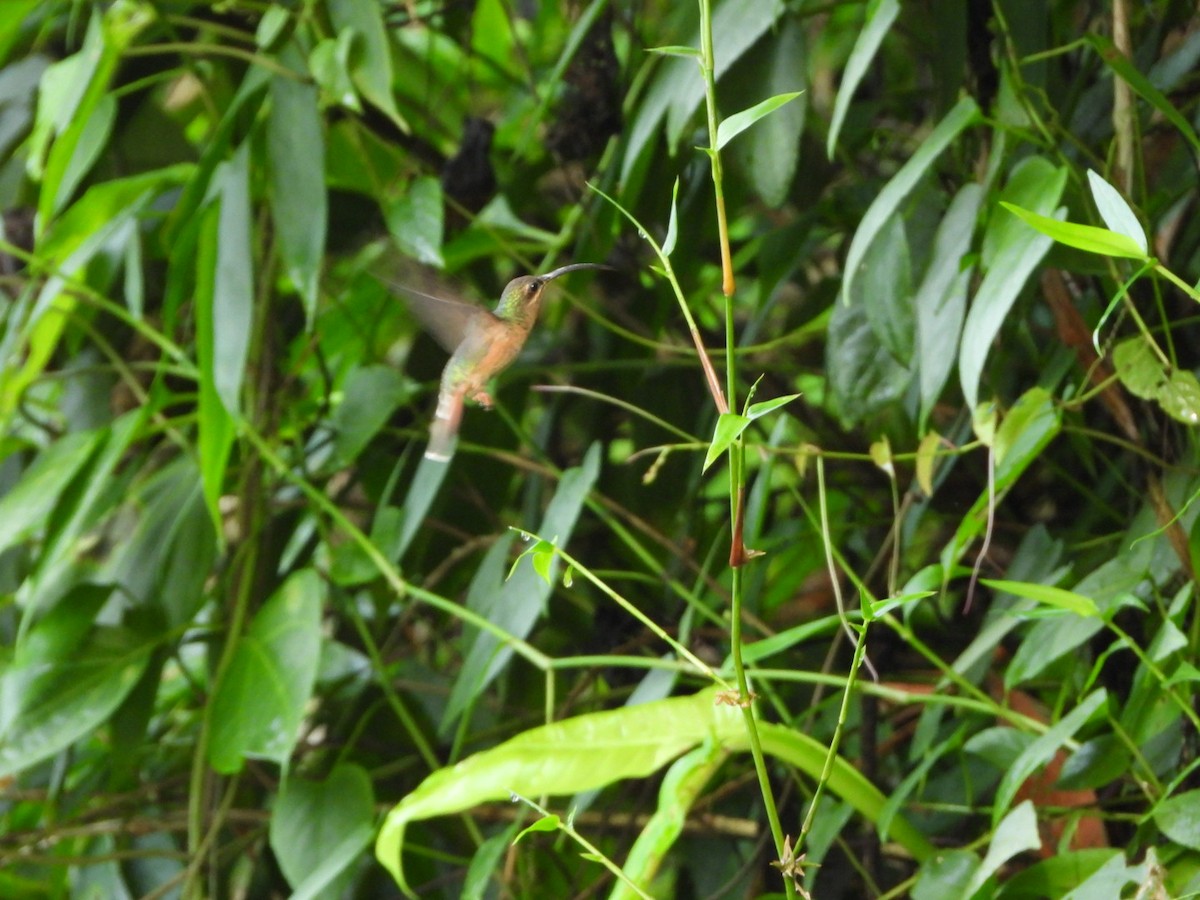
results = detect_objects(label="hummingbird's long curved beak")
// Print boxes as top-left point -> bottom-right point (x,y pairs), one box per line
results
538,262 -> 614,283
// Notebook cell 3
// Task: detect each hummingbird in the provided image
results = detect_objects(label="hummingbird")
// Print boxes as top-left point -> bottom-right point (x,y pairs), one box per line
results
399,263 -> 609,461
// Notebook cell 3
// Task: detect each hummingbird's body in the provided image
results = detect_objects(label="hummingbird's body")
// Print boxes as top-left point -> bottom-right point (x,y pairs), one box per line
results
400,264 -> 607,461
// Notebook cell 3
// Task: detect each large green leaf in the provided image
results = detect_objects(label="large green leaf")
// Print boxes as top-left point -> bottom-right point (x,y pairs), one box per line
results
271,764 -> 375,894
0,588 -> 153,779
208,569 -> 324,773
378,688 -> 935,894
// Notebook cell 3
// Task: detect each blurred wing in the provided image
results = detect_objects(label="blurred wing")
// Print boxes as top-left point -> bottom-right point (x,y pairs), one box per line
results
393,284 -> 484,354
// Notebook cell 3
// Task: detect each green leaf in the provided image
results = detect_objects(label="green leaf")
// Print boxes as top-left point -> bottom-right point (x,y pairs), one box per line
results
0,611 -> 152,780
999,202 -> 1147,260
1112,338 -> 1200,425
747,392 -> 801,420
1112,337 -> 1161,399
194,205 -> 236,536
0,0 -> 40,64
842,95 -> 979,307
1087,169 -> 1147,255
36,5 -> 152,221
0,431 -> 104,553
208,569 -> 324,773
619,741 -> 727,892
647,45 -> 702,59
327,0 -> 408,130
441,445 -> 601,735
212,142 -> 255,416
620,1 -> 785,184
703,413 -> 751,471
991,691 -> 1107,827
661,177 -> 680,258
1089,34 -> 1200,157
385,176 -> 445,268
1154,789 -> 1200,851
376,688 -> 936,891
715,91 -> 803,151
915,183 -> 981,429
959,158 -> 1066,410
515,815 -> 561,841
942,389 -> 1060,569
979,579 -> 1100,617
727,19 -> 807,207
1158,370 -> 1200,426
965,801 -> 1042,897
867,590 -> 933,620
270,765 -> 375,894
269,48 -> 327,323
332,365 -> 410,465
827,0 -> 900,158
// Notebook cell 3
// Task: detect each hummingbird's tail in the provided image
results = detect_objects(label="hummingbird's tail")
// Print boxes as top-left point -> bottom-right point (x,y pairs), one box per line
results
426,390 -> 464,461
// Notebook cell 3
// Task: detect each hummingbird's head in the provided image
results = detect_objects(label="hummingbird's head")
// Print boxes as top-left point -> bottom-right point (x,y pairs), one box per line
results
495,263 -> 611,323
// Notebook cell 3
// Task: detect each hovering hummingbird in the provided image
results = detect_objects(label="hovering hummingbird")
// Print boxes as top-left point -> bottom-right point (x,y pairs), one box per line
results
399,263 -> 609,461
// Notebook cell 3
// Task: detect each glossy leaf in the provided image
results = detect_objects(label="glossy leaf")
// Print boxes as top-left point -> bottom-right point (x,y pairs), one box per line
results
0,606 -> 152,779
965,801 -> 1041,897
212,143 -> 254,416
377,688 -> 935,892
1154,789 -> 1200,851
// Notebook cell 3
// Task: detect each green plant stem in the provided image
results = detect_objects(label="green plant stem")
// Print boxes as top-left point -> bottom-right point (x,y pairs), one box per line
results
512,796 -> 655,900
730,564 -> 790,883
698,0 -> 734,301
693,1 -> 787,894
1155,262 -> 1200,302
509,528 -> 727,686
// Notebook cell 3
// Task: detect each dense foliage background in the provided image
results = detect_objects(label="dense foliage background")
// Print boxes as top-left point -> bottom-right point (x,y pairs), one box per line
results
2,1 -> 1200,897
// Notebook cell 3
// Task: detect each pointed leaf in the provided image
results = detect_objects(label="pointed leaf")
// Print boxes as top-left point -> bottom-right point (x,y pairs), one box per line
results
747,392 -> 802,420
827,0 -> 900,158
662,177 -> 680,258
269,49 -> 326,322
979,579 -> 1100,617
703,413 -> 751,471
715,91 -> 803,151
999,202 -> 1147,260
842,96 -> 978,306
1087,169 -> 1147,255
960,159 -> 1066,410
